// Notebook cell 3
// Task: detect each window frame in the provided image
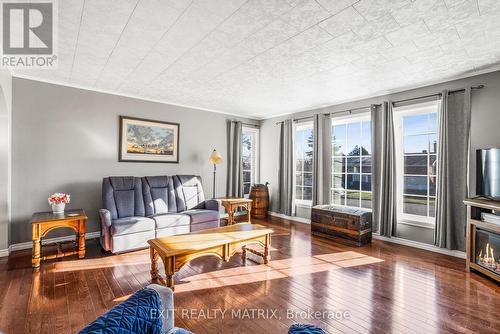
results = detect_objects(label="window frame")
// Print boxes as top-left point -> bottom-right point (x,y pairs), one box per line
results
331,113 -> 373,210
242,126 -> 260,197
294,120 -> 314,206
393,100 -> 440,228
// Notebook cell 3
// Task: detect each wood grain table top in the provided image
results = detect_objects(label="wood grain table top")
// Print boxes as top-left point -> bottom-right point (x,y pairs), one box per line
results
217,198 -> 253,204
30,209 -> 87,224
463,197 -> 500,210
148,223 -> 273,257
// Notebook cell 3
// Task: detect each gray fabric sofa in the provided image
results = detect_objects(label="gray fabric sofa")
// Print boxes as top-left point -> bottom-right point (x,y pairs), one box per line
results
99,175 -> 220,253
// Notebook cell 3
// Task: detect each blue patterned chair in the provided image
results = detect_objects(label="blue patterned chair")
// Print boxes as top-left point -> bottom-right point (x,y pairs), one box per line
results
78,284 -> 191,334
288,324 -> 326,333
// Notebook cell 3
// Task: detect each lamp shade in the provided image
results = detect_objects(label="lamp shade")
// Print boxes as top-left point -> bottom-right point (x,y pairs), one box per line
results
209,149 -> 223,164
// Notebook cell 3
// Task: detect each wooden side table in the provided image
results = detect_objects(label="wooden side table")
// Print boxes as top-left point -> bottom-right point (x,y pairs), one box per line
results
31,209 -> 87,269
219,198 -> 253,225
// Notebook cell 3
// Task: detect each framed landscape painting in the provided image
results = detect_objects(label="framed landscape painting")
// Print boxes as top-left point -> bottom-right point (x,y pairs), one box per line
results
119,116 -> 179,163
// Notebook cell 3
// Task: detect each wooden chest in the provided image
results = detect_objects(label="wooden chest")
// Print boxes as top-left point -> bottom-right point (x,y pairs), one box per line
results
311,205 -> 372,246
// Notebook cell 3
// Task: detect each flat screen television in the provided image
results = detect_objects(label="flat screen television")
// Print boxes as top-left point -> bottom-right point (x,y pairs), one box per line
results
477,148 -> 500,200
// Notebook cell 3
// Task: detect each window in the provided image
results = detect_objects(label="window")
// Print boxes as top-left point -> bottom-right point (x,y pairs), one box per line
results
394,101 -> 439,226
295,122 -> 313,204
331,115 -> 372,209
242,126 -> 259,196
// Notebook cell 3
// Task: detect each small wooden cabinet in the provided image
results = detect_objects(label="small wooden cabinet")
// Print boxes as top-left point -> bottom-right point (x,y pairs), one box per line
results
464,198 -> 500,283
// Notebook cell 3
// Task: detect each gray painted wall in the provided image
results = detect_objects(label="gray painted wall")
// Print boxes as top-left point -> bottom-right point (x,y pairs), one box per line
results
11,78 -> 258,245
260,70 -> 500,244
0,70 -> 12,251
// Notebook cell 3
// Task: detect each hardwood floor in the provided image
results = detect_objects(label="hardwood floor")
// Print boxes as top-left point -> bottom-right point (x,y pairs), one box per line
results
0,217 -> 498,334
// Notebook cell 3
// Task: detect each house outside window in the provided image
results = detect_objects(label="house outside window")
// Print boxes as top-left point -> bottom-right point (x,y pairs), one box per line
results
394,100 -> 440,227
242,126 -> 259,196
331,114 -> 372,209
295,121 -> 314,204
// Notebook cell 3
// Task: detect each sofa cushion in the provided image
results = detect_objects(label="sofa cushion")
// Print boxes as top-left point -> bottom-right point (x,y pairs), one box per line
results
182,209 -> 219,224
103,176 -> 145,219
143,176 -> 177,216
111,216 -> 155,236
173,175 -> 206,212
151,213 -> 190,229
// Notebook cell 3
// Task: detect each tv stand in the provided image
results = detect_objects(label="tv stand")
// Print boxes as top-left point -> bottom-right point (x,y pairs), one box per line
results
463,198 -> 500,283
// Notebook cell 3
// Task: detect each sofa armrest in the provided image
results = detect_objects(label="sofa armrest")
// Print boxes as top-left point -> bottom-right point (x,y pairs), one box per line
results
98,209 -> 112,251
147,284 -> 174,334
99,209 -> 112,227
204,199 -> 220,212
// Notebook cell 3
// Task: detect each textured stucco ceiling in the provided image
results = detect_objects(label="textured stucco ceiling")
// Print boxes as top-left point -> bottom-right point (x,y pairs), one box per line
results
12,0 -> 500,119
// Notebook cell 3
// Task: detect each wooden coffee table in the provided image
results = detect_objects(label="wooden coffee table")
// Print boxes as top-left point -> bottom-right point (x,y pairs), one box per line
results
148,223 -> 273,289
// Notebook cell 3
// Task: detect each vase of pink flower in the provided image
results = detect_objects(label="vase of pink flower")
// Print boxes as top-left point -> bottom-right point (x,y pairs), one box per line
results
48,193 -> 70,214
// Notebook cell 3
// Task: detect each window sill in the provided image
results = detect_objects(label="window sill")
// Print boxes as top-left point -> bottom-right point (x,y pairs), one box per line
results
295,202 -> 312,209
398,220 -> 435,230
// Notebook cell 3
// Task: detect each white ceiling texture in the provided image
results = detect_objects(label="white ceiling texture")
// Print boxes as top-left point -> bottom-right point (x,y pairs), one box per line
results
12,0 -> 500,119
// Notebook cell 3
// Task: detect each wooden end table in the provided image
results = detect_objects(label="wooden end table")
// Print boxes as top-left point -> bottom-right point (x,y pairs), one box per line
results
148,223 -> 273,289
31,209 -> 87,269
219,198 -> 253,225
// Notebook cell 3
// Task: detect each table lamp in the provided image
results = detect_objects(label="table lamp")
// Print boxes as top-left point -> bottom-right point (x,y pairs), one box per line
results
209,149 -> 223,198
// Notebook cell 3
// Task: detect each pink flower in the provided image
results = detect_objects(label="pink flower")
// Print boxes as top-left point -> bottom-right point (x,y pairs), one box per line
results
48,193 -> 71,204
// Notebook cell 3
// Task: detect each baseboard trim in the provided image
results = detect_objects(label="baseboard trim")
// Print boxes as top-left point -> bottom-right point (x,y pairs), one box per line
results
0,248 -> 9,257
268,211 -> 311,224
373,235 -> 466,259
3,231 -> 101,256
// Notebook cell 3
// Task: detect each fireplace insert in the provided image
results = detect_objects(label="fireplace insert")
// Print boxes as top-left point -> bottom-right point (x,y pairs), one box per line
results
475,228 -> 500,275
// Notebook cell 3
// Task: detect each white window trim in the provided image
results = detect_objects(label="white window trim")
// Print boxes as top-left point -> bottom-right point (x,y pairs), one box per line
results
331,112 -> 370,125
393,100 -> 441,228
294,121 -> 313,207
242,126 -> 260,197
331,112 -> 372,210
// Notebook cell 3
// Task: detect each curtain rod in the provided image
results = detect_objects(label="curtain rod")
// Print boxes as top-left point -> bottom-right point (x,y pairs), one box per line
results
323,104 -> 381,117
392,85 -> 484,105
274,84 -> 484,125
275,104 -> 380,125
242,122 -> 260,128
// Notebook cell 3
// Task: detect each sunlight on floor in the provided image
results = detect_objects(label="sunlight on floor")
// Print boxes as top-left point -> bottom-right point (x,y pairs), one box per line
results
48,248 -> 383,294
174,251 -> 383,293
53,250 -> 152,272
51,246 -> 281,272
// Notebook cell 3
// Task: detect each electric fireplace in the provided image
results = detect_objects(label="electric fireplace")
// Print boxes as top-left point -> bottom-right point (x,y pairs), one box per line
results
475,228 -> 500,276
464,197 -> 500,283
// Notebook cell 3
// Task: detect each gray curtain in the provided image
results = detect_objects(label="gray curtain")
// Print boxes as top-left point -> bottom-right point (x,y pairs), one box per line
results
434,89 -> 471,251
372,102 -> 397,237
278,119 -> 294,216
227,120 -> 243,198
312,114 -> 332,206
